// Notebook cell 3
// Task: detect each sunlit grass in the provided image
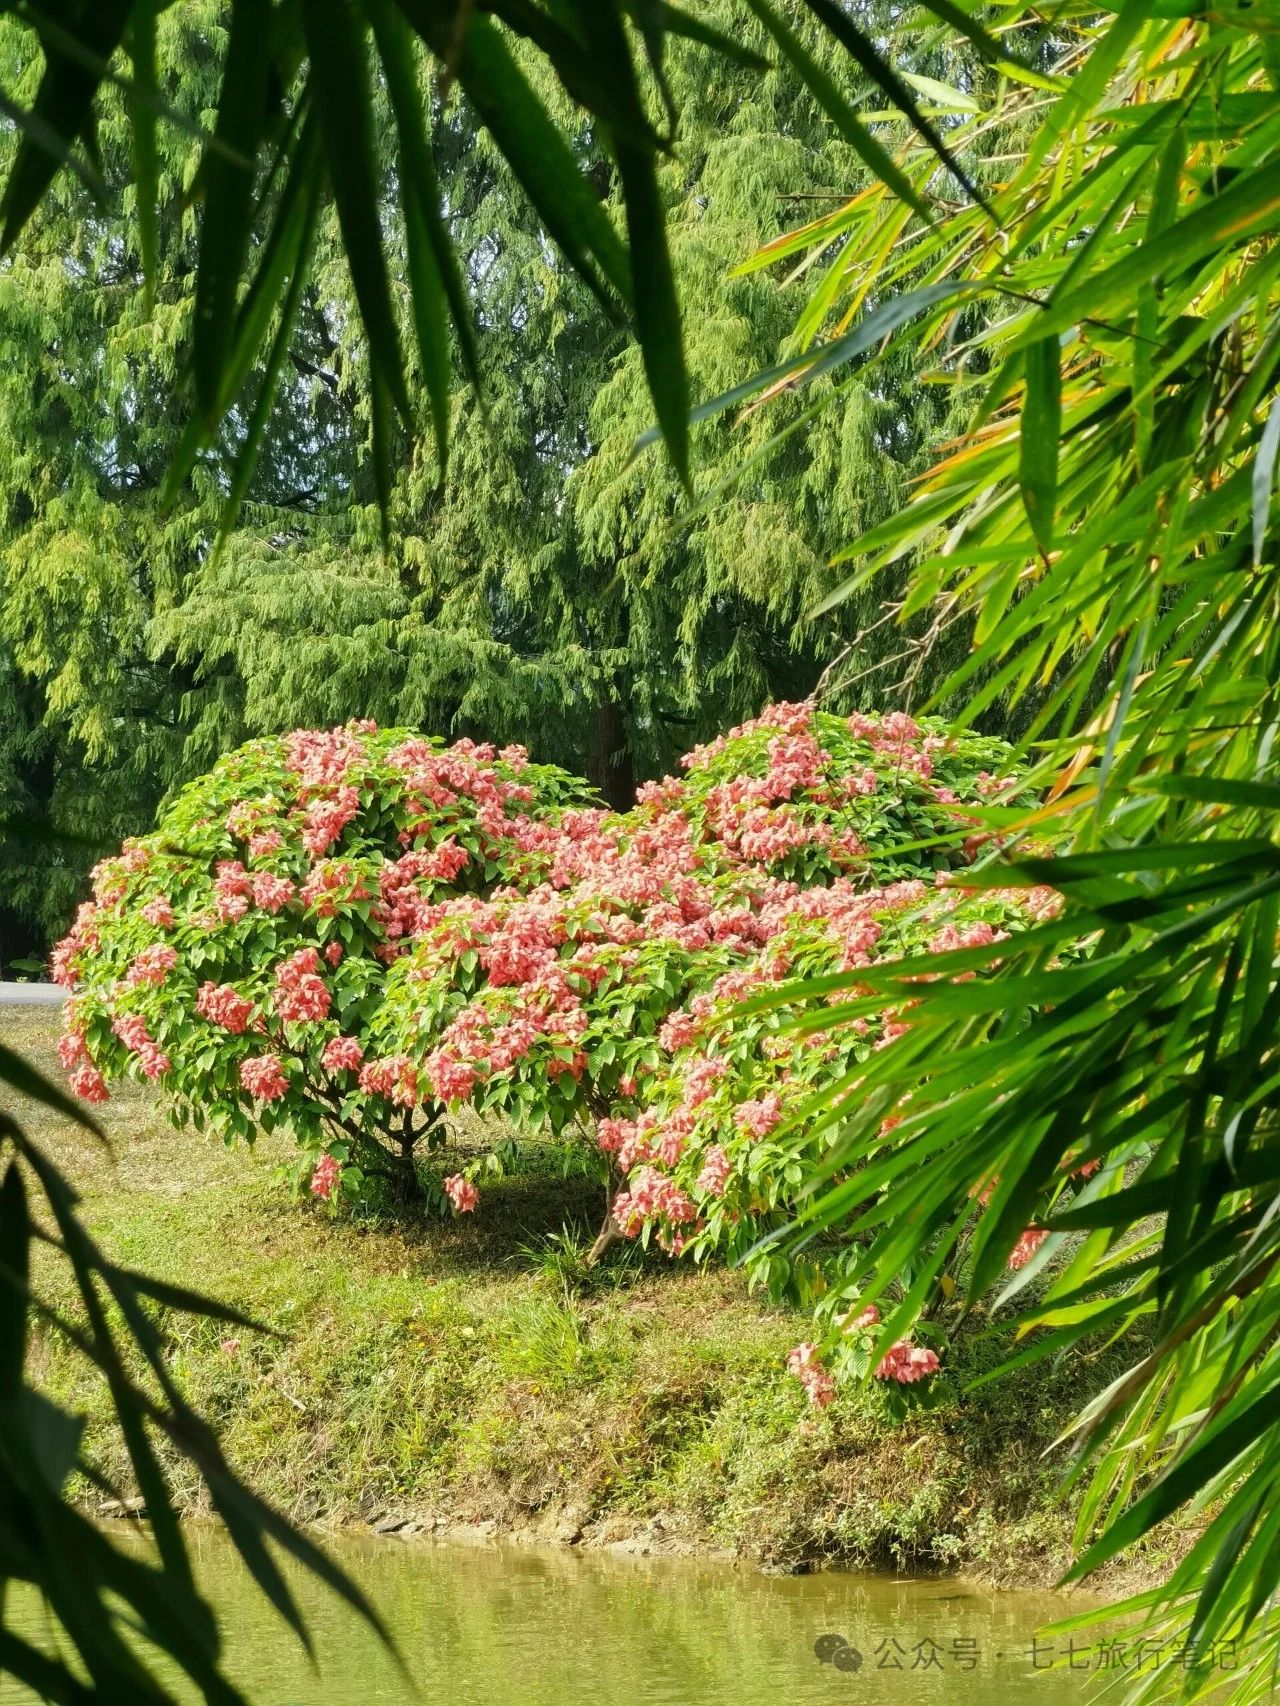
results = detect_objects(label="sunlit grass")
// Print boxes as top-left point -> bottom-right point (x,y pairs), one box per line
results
5,1005 -> 1172,1585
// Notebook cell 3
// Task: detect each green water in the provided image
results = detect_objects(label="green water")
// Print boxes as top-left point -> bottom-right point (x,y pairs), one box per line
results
3,1526 -> 1102,1704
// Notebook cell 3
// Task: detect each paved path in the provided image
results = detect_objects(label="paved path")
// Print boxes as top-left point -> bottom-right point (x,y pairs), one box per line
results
0,981 -> 64,1006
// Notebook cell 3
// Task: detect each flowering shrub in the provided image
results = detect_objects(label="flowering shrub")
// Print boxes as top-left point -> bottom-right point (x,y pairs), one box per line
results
53,722 -> 595,1199
56,702 -> 1065,1401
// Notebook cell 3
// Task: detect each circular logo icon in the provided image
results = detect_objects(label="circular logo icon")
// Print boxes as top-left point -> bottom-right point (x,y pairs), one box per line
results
814,1633 -> 862,1673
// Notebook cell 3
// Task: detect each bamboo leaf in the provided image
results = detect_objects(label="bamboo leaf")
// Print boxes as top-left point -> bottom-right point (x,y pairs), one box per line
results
449,13 -> 632,308
801,0 -> 994,212
1019,335 -> 1062,553
301,0 -> 411,429
1252,396 -> 1280,568
0,0 -> 132,253
193,0 -> 273,421
127,0 -> 159,311
744,0 -> 935,223
632,280 -> 976,459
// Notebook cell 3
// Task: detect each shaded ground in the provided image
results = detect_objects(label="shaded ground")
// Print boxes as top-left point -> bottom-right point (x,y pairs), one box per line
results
5,1007 -> 1187,1588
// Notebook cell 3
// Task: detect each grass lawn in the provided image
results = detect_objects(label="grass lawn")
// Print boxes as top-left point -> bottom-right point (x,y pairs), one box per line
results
6,1005 -> 1184,1587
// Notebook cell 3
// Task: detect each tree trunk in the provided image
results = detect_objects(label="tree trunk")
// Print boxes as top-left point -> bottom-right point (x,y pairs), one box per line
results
585,1174 -> 620,1266
585,695 -> 635,811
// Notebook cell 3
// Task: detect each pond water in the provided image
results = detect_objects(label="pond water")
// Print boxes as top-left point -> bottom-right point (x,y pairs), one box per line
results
2,1525 -> 1106,1704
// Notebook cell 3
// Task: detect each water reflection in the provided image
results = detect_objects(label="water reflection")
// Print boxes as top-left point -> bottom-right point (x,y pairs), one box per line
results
2,1525 -> 1100,1704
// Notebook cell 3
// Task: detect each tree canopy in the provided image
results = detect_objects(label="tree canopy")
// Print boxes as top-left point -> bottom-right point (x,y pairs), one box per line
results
0,2 -> 952,960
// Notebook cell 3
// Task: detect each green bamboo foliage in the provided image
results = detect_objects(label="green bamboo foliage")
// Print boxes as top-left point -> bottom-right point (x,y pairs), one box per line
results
703,3 -> 1280,1698
0,1050 -> 395,1698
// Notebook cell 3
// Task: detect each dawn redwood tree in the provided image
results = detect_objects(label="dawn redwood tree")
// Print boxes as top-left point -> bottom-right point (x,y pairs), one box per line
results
0,2 -> 371,959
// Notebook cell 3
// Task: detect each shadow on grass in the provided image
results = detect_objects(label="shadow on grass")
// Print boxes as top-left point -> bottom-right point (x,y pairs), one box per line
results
337,1161 -> 661,1289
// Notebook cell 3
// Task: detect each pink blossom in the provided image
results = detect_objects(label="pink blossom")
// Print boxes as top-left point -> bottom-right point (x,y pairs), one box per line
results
425,1049 -> 477,1103
248,829 -> 285,860
68,1063 -> 109,1103
301,785 -> 360,856
126,943 -> 177,987
874,1341 -> 940,1383
110,1011 -> 169,1077
239,1054 -> 289,1100
358,1054 -> 419,1106
213,860 -> 252,924
310,1153 -> 342,1202
736,1091 -> 784,1139
141,896 -> 174,929
444,1174 -> 479,1213
682,1055 -> 729,1108
112,1012 -> 153,1052
299,859 -> 369,917
612,1167 -> 697,1237
696,1144 -> 732,1197
274,947 -> 330,1024
1007,1227 -> 1049,1271
283,726 -> 367,789
196,982 -> 254,1034
322,1035 -> 364,1074
138,1045 -> 170,1080
659,1012 -> 697,1051
786,1342 -> 836,1408
252,872 -> 296,914
58,1030 -> 89,1070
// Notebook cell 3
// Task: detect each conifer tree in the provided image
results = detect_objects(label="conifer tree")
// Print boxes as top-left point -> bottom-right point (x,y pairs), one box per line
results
0,3 -> 942,951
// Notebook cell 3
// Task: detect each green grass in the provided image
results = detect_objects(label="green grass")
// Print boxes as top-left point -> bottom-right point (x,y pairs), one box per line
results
6,1007 -> 1184,1587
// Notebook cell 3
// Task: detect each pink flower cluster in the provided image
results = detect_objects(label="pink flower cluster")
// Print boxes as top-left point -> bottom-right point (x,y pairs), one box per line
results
301,785 -> 361,857
311,1153 -> 342,1201
299,859 -> 370,919
736,1091 -> 784,1139
68,1062 -> 110,1103
248,828 -> 285,860
214,860 -> 252,922
239,1054 -> 289,1100
274,948 -> 331,1024
696,1144 -> 732,1197
786,1342 -> 836,1408
358,1054 -> 419,1106
1006,1227 -> 1049,1271
837,1303 -> 881,1332
283,725 -> 369,789
126,943 -> 177,987
375,844 -> 470,939
252,872 -> 295,914
196,981 -> 254,1034
322,1035 -> 364,1073
60,1029 -> 110,1102
443,1173 -> 479,1213
612,1166 -> 698,1237
873,1341 -> 940,1383
111,1012 -> 170,1079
